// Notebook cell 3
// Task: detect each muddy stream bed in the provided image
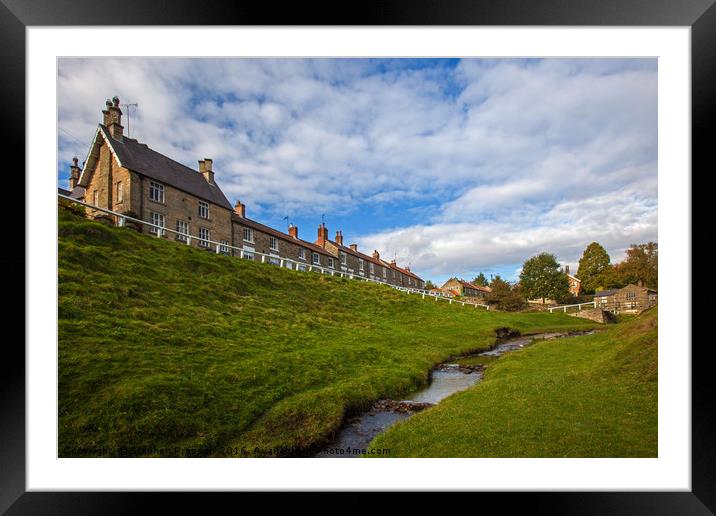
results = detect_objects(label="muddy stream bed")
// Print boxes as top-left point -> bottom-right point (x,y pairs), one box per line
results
316,329 -> 594,457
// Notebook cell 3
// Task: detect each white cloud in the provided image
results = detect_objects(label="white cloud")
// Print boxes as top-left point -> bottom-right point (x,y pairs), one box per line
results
58,58 -> 657,279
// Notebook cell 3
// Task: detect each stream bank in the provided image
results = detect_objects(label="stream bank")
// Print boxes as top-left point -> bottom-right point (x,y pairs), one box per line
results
316,329 -> 595,457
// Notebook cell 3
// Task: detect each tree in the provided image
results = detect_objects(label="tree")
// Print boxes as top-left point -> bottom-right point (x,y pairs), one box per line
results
577,242 -> 611,294
472,273 -> 489,287
424,280 -> 437,290
620,242 -> 658,289
485,277 -> 526,311
519,253 -> 570,304
592,264 -> 627,291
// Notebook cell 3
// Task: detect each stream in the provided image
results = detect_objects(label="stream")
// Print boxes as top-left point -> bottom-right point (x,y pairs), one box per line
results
316,330 -> 594,457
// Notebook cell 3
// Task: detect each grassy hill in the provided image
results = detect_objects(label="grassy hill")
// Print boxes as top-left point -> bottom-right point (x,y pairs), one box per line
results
58,204 -> 597,457
370,308 -> 658,457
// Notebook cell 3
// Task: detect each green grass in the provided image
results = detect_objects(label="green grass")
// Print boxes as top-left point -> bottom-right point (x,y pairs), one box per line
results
58,206 -> 598,457
370,308 -> 657,457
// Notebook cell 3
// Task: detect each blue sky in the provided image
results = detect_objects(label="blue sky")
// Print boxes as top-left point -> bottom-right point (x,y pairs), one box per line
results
57,58 -> 657,285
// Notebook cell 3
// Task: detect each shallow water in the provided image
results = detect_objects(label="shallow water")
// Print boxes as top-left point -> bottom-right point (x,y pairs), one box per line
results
315,331 -> 586,458
405,369 -> 482,404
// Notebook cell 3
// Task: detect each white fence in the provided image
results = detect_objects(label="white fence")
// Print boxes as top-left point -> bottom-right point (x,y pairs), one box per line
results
58,193 -> 490,309
547,301 -> 597,313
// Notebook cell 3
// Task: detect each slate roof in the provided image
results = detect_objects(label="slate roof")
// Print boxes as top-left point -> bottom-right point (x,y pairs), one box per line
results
594,289 -> 619,297
326,239 -> 424,282
233,215 -> 334,257
98,125 -> 233,210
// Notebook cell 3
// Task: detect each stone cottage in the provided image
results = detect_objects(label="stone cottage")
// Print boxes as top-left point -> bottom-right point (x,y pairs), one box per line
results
62,96 -> 424,288
440,278 -> 491,298
594,284 -> 657,313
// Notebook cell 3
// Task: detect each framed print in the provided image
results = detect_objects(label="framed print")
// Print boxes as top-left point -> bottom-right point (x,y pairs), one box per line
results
4,0 -> 711,513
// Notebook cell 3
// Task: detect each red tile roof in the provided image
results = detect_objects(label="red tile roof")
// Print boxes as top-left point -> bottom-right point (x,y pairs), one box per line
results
458,279 -> 491,292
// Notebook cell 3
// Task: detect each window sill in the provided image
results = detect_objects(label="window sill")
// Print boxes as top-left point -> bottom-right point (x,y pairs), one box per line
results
148,199 -> 167,207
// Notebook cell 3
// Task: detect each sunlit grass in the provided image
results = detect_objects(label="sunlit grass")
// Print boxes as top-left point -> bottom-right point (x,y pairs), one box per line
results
58,206 -> 598,457
370,309 -> 657,457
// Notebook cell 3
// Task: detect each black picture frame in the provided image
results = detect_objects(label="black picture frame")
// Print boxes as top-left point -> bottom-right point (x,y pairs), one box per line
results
4,0 -> 709,513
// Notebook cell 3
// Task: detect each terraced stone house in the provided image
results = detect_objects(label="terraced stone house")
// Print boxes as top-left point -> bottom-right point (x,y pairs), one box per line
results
63,96 -> 424,287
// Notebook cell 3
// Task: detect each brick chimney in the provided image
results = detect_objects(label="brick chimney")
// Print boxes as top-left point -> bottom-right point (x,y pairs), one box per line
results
69,157 -> 81,190
317,223 -> 328,247
102,96 -> 124,140
390,259 -> 397,266
234,200 -> 245,218
335,231 -> 343,246
198,159 -> 215,184
405,266 -> 411,272
372,250 -> 380,260
289,224 -> 298,239
349,244 -> 358,252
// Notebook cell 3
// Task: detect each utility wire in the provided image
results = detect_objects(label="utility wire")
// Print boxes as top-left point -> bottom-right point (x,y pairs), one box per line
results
59,126 -> 84,145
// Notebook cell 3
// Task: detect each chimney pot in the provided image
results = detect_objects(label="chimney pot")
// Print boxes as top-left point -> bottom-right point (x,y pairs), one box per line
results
372,250 -> 380,260
103,95 -> 123,140
317,223 -> 328,247
289,224 -> 298,239
234,200 -> 245,218
199,159 -> 215,184
69,156 -> 81,190
335,230 -> 343,246
349,244 -> 358,252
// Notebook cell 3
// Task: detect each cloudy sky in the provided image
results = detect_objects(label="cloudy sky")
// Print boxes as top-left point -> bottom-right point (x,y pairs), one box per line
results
57,58 -> 657,284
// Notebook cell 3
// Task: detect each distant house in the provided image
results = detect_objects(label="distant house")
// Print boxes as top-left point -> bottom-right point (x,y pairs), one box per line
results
594,284 -> 657,313
564,265 -> 581,296
429,288 -> 454,298
440,278 -> 491,298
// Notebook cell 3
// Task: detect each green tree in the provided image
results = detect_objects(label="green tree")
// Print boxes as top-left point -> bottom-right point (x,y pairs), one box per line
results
485,277 -> 526,311
593,263 -> 627,291
424,280 -> 437,290
577,242 -> 611,294
620,242 -> 658,289
519,253 -> 570,304
472,273 -> 489,287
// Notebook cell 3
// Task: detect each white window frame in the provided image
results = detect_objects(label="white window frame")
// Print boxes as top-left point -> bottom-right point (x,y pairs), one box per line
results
149,181 -> 164,203
243,228 -> 254,243
369,262 -> 375,274
198,201 -> 210,219
340,252 -> 347,265
220,240 -> 229,254
327,257 -> 334,268
269,256 -> 280,266
298,248 -> 306,260
297,264 -> 307,272
198,227 -> 210,247
269,237 -> 279,252
359,259 -> 364,271
176,219 -> 189,242
116,181 -> 123,203
93,190 -> 98,206
149,212 -> 165,236
383,267 -> 387,278
312,252 -> 320,265
243,245 -> 255,260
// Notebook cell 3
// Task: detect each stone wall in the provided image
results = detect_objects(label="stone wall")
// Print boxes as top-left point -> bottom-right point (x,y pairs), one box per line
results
571,308 -> 616,324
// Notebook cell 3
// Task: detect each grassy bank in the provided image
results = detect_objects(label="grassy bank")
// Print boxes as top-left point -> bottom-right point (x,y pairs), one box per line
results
58,205 -> 597,457
370,309 -> 657,457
